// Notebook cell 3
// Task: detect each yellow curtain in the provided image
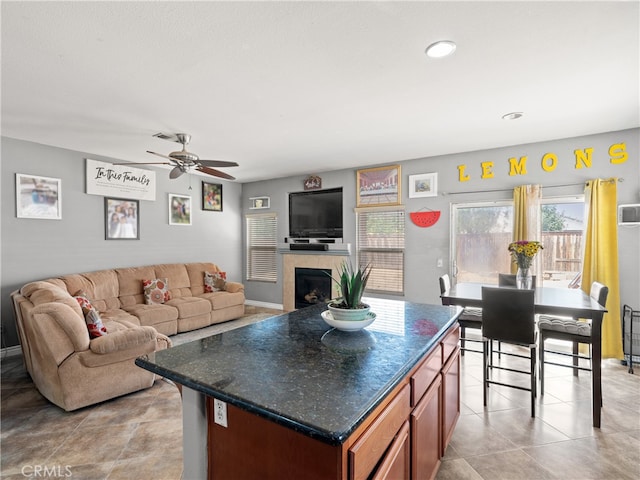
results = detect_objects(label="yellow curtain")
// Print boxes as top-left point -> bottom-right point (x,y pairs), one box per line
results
512,185 -> 542,276
582,178 -> 623,359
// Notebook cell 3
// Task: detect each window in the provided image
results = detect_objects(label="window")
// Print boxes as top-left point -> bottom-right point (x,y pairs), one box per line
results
540,196 -> 584,287
356,208 -> 405,295
451,202 -> 513,284
246,213 -> 277,282
451,196 -> 584,287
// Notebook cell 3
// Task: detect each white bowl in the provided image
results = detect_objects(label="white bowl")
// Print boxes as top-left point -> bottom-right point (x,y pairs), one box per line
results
321,310 -> 376,332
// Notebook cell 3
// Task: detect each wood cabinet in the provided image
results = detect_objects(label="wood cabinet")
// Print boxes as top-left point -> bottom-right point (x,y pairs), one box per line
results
410,374 -> 441,480
371,421 -> 410,480
441,341 -> 461,454
206,323 -> 460,480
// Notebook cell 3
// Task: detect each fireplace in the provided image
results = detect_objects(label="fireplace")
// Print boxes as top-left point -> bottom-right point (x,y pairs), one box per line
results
282,253 -> 347,311
294,268 -> 331,309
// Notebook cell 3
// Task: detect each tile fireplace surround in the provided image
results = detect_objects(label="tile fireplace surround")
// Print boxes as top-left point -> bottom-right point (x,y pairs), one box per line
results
282,253 -> 348,311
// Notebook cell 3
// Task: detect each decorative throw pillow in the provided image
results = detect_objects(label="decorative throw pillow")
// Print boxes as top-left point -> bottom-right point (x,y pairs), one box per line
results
143,278 -> 171,305
73,291 -> 108,338
204,271 -> 227,293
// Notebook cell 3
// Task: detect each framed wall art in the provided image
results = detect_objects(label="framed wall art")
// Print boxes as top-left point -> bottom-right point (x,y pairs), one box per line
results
408,173 -> 438,198
16,173 -> 62,220
169,194 -> 192,225
356,165 -> 402,207
105,198 -> 140,240
202,181 -> 223,212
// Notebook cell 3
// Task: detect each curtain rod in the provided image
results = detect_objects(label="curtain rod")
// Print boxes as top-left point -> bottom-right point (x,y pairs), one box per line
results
442,178 -> 624,196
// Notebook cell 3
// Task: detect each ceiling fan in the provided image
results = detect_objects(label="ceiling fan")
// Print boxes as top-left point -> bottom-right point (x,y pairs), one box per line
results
119,133 -> 238,180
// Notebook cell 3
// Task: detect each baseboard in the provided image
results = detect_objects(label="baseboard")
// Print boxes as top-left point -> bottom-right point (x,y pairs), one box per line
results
1,345 -> 22,358
245,299 -> 284,311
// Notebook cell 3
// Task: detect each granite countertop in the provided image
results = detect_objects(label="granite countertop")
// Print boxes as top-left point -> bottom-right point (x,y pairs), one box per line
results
136,298 -> 461,445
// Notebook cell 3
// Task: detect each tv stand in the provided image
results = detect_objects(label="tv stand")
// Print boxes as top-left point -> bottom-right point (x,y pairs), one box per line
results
285,237 -> 343,244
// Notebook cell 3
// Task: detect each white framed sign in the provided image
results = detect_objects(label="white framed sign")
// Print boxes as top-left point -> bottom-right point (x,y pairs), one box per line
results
86,159 -> 156,201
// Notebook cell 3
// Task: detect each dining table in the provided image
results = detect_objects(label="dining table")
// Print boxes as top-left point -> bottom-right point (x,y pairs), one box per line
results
440,282 -> 608,428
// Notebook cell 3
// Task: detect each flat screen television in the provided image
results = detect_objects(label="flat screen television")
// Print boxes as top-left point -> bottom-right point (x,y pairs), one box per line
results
289,188 -> 343,239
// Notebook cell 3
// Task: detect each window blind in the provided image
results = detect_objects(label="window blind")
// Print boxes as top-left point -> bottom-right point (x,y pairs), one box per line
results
246,213 -> 277,282
356,208 -> 405,295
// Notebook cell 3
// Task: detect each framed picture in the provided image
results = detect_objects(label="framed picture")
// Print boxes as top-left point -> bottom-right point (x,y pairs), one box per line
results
408,173 -> 438,198
16,173 -> 62,219
250,197 -> 270,209
105,198 -> 140,240
356,165 -> 402,207
202,182 -> 223,212
169,194 -> 192,225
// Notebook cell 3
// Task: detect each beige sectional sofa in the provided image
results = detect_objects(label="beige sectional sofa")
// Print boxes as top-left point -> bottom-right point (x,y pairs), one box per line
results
11,262 -> 245,411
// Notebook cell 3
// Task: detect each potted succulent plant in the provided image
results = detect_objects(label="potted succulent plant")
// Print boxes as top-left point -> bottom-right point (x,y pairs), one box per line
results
326,260 -> 373,322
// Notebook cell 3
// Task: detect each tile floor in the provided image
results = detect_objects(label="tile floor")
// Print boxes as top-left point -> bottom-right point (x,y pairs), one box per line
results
2,314 -> 639,480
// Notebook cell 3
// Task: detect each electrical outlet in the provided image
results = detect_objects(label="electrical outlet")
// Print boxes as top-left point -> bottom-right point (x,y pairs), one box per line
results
213,399 -> 228,427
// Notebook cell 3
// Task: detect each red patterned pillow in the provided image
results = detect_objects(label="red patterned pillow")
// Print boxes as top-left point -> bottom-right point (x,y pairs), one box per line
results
73,291 -> 108,338
143,278 -> 171,305
204,271 -> 227,292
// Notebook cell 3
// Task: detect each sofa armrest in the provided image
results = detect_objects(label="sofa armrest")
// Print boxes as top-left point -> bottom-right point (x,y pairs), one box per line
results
90,326 -> 157,355
225,281 -> 244,294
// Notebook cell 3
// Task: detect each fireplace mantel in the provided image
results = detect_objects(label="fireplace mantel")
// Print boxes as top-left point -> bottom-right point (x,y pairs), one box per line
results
282,253 -> 349,311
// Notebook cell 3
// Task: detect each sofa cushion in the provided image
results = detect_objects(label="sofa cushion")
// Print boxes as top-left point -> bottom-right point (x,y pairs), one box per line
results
143,278 -> 171,305
200,291 -> 246,310
21,281 -> 83,318
121,303 -> 178,327
185,262 -> 221,295
73,292 -> 108,338
117,266 -> 156,307
204,271 -> 226,292
99,309 -> 141,326
80,270 -> 121,311
154,264 -> 192,298
165,296 -> 212,318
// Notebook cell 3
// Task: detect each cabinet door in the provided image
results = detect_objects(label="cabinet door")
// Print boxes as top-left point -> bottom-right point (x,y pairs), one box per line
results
371,421 -> 410,480
411,374 -> 442,480
441,346 -> 460,456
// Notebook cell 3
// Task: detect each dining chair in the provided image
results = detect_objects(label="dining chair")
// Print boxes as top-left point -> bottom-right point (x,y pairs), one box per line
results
538,281 -> 609,403
481,286 -> 537,417
439,274 -> 483,355
493,274 -> 537,358
498,273 -> 537,289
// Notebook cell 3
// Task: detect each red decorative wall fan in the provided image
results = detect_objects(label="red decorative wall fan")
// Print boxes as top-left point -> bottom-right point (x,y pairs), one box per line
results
410,209 -> 441,227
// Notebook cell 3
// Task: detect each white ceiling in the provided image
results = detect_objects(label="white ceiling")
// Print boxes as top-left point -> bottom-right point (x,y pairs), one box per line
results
2,1 -> 638,183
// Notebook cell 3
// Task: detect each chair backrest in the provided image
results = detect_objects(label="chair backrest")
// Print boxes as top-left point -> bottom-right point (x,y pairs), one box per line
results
439,274 -> 451,295
590,281 -> 609,308
498,273 -> 537,289
481,286 -> 536,344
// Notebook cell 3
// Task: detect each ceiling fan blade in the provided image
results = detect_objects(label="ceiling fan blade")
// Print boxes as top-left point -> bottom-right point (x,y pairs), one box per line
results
169,166 -> 185,179
197,166 -> 236,180
198,159 -> 239,168
113,161 -> 172,166
147,150 -> 179,162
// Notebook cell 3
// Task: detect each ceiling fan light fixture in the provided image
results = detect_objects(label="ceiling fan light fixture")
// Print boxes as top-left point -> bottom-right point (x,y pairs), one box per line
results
502,112 -> 524,120
425,40 -> 457,58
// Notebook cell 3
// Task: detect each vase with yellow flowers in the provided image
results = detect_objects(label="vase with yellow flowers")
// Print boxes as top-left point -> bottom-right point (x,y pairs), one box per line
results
507,240 -> 543,289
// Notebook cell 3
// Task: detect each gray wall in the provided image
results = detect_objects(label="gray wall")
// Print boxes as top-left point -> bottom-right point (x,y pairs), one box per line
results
1,137 -> 243,347
242,128 -> 640,309
3,129 -> 639,349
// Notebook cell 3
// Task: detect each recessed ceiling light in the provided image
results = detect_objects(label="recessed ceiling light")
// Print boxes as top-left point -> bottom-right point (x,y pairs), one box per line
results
425,40 -> 457,58
502,112 -> 524,120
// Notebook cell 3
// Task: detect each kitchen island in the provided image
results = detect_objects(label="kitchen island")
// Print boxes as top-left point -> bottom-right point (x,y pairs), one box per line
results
136,298 -> 462,479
